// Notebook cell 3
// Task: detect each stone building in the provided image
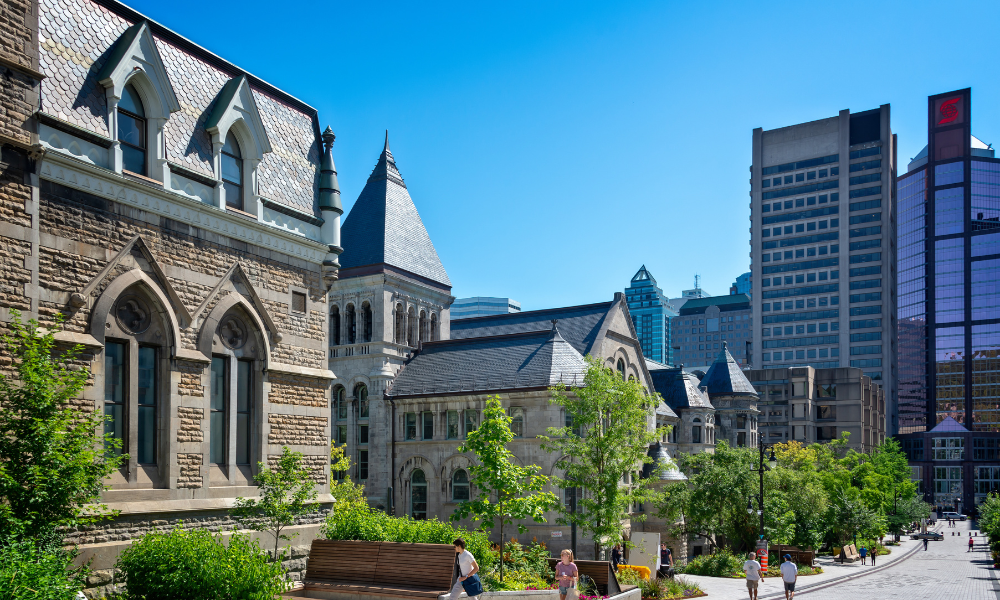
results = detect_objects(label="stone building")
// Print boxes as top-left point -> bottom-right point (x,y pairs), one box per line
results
702,343 -> 762,449
380,297 -> 681,559
647,361 -> 717,454
0,0 -> 344,580
327,135 -> 453,508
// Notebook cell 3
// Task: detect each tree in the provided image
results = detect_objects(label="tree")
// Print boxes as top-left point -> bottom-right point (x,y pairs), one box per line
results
542,357 -> 662,559
0,311 -> 123,543
232,446 -> 319,559
329,443 -> 366,510
451,395 -> 557,581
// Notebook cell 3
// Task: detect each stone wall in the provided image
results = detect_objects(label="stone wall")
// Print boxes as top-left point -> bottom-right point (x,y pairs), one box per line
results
268,414 -> 328,447
176,452 -> 202,488
268,372 -> 328,406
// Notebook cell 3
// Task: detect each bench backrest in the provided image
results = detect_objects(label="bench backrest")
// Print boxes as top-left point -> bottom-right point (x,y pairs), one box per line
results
306,540 -> 382,584
375,542 -> 457,590
547,559 -> 621,595
306,540 -> 458,591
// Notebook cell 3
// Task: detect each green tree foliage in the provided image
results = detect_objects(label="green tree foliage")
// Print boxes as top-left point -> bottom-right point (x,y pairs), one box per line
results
115,527 -> 286,600
0,540 -> 86,600
542,357 -> 663,558
660,435 -> 916,553
329,443 -> 366,509
232,446 -> 319,559
0,311 -> 122,543
451,395 -> 557,581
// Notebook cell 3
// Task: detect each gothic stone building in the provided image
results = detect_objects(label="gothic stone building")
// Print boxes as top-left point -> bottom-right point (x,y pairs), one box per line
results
0,0 -> 345,576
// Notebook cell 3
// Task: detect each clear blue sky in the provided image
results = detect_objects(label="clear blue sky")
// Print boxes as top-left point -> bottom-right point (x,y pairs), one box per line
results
130,0 -> 1000,310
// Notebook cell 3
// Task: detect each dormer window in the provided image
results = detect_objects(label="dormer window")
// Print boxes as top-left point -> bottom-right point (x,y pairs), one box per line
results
118,84 -> 146,175
222,132 -> 243,210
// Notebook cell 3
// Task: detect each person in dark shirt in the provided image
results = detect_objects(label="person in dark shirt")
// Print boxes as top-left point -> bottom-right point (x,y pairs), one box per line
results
610,544 -> 623,567
658,543 -> 674,578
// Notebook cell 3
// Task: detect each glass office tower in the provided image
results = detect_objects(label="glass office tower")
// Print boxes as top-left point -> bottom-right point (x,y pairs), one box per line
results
625,266 -> 677,365
897,88 -> 1000,512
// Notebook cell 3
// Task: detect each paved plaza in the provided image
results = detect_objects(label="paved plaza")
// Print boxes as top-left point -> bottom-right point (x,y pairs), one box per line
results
679,521 -> 997,600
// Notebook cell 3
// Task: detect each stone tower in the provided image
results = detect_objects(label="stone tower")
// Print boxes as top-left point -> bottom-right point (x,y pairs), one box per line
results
328,134 -> 453,507
703,342 -> 760,448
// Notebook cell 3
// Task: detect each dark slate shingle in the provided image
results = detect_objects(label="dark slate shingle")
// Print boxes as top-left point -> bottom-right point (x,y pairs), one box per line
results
450,302 -> 613,357
701,342 -> 759,398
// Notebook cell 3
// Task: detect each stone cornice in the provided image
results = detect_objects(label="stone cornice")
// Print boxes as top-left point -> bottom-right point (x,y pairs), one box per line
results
39,152 -> 327,264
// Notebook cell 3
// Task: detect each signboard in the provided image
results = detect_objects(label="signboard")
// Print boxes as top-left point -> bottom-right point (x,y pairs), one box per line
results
630,532 -> 660,578
551,531 -> 563,538
756,540 -> 769,570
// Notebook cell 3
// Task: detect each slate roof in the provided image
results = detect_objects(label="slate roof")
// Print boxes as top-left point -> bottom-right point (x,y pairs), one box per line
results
387,326 -> 587,397
338,135 -> 451,288
450,302 -> 614,357
641,442 -> 687,481
646,361 -> 714,411
37,0 -> 321,215
929,416 -> 969,433
701,342 -> 759,398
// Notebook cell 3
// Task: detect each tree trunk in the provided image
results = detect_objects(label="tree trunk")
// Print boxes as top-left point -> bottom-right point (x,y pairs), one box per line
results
499,497 -> 504,582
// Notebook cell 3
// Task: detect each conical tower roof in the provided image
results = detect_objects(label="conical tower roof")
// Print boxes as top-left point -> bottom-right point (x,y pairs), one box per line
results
702,342 -> 758,398
338,133 -> 451,288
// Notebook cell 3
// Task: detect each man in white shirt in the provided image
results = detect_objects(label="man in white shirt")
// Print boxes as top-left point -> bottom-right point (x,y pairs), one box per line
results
742,552 -> 763,600
451,538 -> 480,600
780,554 -> 798,600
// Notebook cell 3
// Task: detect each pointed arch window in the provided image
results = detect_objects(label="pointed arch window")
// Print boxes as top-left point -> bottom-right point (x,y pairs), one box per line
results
118,84 -> 146,175
221,132 -> 244,210
346,304 -> 357,344
419,310 -> 427,343
407,307 -> 416,346
452,469 -> 470,501
617,358 -> 626,380
330,305 -> 341,346
411,469 -> 427,519
395,303 -> 405,344
362,302 -> 373,343
431,313 -> 438,341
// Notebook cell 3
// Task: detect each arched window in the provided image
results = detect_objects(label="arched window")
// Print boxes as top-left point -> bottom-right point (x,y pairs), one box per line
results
346,304 -> 356,344
411,469 -> 427,519
331,386 -> 347,446
395,303 -> 405,344
221,131 -> 243,210
419,310 -> 427,344
118,84 -> 146,175
355,384 -> 369,417
362,302 -> 373,343
452,469 -> 470,501
407,306 -> 416,346
209,308 -> 261,467
431,313 -> 438,341
617,358 -> 626,380
330,305 -> 341,346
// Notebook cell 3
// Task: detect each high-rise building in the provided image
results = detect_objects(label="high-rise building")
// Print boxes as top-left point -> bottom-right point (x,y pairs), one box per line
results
625,266 -> 677,364
731,272 -> 752,296
669,275 -> 710,312
451,297 -> 521,319
895,89 -> 1000,513
749,106 -> 897,416
673,294 -> 752,369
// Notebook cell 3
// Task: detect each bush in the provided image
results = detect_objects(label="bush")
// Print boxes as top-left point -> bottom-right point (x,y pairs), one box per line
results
322,501 -> 494,568
0,540 -> 85,600
617,570 -> 703,600
115,527 -> 286,600
679,548 -> 744,578
482,568 -> 553,592
618,564 -> 652,580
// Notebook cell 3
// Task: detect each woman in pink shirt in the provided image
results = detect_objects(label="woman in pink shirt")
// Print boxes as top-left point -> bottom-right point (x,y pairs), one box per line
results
555,549 -> 579,600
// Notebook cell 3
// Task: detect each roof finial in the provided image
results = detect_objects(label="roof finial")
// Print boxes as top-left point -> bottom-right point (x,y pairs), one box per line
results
384,130 -> 390,153
551,319 -> 559,331
722,341 -> 728,349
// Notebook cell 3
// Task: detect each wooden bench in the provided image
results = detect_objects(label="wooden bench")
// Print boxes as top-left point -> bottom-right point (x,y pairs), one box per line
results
771,545 -> 816,567
837,543 -> 860,563
295,540 -> 458,599
547,559 -> 621,596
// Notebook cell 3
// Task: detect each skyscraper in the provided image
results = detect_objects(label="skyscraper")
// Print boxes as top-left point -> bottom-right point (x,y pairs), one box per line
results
451,297 -> 521,319
895,89 -> 1000,512
749,106 -> 897,417
731,272 -> 752,296
625,266 -> 677,365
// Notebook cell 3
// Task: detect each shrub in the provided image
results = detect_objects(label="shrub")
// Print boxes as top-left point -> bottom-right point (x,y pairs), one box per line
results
322,501 -> 494,568
679,548 -> 744,577
115,527 -> 286,600
482,568 -> 553,592
663,576 -> 703,599
0,540 -> 85,600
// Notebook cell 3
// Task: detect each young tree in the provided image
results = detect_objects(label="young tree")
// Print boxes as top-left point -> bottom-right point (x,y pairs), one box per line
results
329,443 -> 366,510
451,395 -> 557,582
0,311 -> 123,543
232,446 -> 319,559
542,357 -> 662,559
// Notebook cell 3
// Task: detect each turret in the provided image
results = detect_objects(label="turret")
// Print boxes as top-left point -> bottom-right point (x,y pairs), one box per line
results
319,126 -> 343,282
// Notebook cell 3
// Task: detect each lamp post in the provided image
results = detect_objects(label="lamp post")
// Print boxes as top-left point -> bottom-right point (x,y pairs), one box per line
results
748,439 -> 777,561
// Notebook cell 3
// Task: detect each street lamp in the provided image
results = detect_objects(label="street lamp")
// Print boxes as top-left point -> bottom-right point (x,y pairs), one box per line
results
749,440 -> 777,540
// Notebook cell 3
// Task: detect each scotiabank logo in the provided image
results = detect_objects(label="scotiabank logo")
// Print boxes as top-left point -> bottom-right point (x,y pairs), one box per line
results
938,97 -> 961,125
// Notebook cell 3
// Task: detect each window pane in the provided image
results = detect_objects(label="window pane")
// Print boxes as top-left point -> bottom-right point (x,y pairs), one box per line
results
221,152 -> 241,184
223,181 -> 242,210
211,411 -> 224,464
137,347 -> 156,464
464,411 -> 478,438
210,357 -> 226,464
104,342 -> 125,454
120,85 -> 144,116
236,360 -> 251,465
211,358 -> 226,411
121,143 -> 145,175
447,411 -> 459,439
423,412 -> 433,440
406,413 -> 417,440
358,450 -> 369,480
510,407 -> 524,437
118,113 -> 144,147
359,424 -> 369,444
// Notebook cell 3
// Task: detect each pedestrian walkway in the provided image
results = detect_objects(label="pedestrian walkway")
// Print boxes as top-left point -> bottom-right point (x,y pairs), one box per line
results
677,525 -> 949,600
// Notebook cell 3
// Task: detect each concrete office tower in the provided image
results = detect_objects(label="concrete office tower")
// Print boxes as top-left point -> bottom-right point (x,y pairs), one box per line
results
895,89 -> 1000,513
625,265 -> 678,364
451,297 -> 521,319
749,107 -> 897,424
673,294 -> 752,369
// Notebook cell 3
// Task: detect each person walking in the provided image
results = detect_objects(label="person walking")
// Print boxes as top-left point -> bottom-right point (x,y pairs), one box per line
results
859,545 -> 867,565
743,552 -> 764,600
923,537 -> 929,551
451,538 -> 480,600
969,537 -> 975,553
780,554 -> 798,600
611,544 -> 623,569
555,550 -> 579,600
870,545 -> 877,566
659,543 -> 674,578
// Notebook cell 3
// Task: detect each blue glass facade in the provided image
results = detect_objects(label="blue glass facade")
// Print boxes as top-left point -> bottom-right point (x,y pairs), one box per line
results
625,266 -> 676,365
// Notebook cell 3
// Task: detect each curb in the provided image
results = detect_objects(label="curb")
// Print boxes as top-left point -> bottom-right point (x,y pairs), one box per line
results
756,535 -> 930,599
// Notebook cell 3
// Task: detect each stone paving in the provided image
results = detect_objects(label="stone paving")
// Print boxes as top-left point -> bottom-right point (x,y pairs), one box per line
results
678,521 -> 996,600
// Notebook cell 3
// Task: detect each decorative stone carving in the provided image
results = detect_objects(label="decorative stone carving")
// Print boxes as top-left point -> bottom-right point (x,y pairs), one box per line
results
219,315 -> 248,349
115,294 -> 151,334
